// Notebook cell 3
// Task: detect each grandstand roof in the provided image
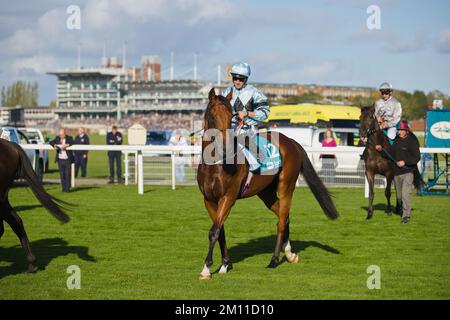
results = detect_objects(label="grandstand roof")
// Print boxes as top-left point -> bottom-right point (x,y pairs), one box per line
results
47,68 -> 123,77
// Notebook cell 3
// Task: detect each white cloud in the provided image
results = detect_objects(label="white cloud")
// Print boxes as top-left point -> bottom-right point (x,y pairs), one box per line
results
0,28 -> 37,56
437,27 -> 450,53
248,50 -> 348,84
5,55 -> 61,76
301,62 -> 339,79
346,29 -> 428,54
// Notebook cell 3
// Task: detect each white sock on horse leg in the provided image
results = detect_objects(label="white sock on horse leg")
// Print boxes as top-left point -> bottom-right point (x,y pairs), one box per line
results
284,240 -> 299,263
218,264 -> 228,274
200,264 -> 211,277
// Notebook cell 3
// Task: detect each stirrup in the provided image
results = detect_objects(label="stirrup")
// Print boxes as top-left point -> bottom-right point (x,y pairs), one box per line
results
240,172 -> 253,196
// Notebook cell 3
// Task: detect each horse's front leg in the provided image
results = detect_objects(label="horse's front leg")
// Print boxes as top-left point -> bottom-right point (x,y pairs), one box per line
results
200,197 -> 235,280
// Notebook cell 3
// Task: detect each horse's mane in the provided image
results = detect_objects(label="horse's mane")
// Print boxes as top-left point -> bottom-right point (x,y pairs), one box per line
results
361,104 -> 375,116
204,94 -> 233,130
216,95 -> 233,115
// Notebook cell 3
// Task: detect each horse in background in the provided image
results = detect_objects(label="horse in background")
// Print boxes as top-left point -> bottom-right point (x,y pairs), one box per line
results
359,105 -> 396,220
0,139 -> 70,272
196,88 -> 339,279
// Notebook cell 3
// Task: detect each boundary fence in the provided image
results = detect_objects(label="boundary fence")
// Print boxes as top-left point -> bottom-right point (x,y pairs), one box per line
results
20,144 -> 450,197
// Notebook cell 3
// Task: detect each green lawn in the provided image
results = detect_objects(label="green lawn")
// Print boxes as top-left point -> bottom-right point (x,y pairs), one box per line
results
1,185 -> 449,299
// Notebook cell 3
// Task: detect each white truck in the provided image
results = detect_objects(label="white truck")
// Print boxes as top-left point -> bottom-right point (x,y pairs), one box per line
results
269,125 -> 362,171
0,126 -> 45,180
19,127 -> 50,172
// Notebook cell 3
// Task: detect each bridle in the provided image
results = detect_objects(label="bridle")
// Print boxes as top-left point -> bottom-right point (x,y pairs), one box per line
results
203,108 -> 242,165
361,116 -> 402,166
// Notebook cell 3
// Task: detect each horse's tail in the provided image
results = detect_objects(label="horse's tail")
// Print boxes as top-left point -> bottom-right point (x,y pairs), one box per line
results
299,146 -> 339,220
13,143 -> 70,223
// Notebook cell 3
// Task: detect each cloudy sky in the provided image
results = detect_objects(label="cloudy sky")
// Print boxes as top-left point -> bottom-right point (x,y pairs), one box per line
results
0,0 -> 449,104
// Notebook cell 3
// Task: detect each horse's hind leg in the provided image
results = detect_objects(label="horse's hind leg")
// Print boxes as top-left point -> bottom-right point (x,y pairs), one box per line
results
385,175 -> 393,215
2,199 -> 37,273
282,218 -> 299,264
258,186 -> 298,265
260,179 -> 296,268
0,218 -> 4,239
366,171 -> 375,220
218,226 -> 232,274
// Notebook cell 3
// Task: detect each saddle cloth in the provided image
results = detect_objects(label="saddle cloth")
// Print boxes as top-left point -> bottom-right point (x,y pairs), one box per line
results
239,133 -> 282,174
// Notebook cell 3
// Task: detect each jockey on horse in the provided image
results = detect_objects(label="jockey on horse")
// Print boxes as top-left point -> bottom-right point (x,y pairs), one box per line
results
221,62 -> 271,192
374,82 -> 402,144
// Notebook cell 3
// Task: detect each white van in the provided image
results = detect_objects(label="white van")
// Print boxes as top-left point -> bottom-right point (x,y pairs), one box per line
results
1,126 -> 44,180
269,126 -> 362,171
19,127 -> 50,172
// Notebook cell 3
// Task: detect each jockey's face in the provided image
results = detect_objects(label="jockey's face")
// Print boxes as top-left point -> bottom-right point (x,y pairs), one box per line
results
380,90 -> 392,101
232,76 -> 247,90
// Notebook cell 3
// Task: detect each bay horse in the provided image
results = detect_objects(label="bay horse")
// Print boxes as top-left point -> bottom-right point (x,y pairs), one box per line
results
359,105 -> 396,219
196,89 -> 339,279
0,139 -> 70,272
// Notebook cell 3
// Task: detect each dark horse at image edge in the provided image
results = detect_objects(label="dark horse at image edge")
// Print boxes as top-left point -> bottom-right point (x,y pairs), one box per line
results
196,88 -> 339,279
0,139 -> 70,272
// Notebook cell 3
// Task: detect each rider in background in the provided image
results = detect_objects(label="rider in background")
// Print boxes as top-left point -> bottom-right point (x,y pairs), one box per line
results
221,62 -> 270,192
374,82 -> 402,143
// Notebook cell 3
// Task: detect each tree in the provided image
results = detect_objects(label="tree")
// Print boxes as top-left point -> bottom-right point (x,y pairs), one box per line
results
410,90 -> 428,119
1,81 -> 39,107
49,99 -> 58,108
347,95 -> 375,107
278,91 -> 323,104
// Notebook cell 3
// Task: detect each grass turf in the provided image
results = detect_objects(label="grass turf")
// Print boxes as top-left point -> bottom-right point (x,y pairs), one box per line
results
0,185 -> 449,299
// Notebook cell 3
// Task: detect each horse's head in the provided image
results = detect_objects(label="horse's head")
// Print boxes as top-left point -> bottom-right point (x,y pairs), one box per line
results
202,88 -> 235,163
204,88 -> 233,131
359,104 -> 377,139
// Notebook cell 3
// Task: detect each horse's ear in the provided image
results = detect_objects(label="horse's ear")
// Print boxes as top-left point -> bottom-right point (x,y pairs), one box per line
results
208,88 -> 216,101
225,90 -> 232,102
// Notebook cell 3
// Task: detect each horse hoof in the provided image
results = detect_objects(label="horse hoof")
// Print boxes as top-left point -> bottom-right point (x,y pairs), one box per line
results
267,260 -> 278,268
218,265 -> 228,274
199,274 -> 212,280
288,254 -> 299,264
27,265 -> 37,273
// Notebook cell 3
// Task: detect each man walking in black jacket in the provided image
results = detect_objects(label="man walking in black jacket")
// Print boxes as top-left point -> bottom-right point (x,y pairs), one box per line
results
106,125 -> 123,184
50,128 -> 74,193
376,119 -> 420,224
74,127 -> 90,178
